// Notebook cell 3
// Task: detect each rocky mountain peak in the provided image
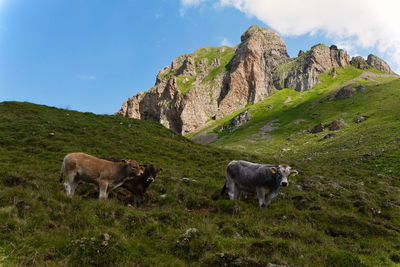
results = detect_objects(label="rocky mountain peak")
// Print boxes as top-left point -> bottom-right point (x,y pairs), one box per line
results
116,25 -> 395,134
273,43 -> 350,91
218,25 -> 289,118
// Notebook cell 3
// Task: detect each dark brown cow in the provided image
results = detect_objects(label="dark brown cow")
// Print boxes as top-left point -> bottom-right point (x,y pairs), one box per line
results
120,164 -> 162,206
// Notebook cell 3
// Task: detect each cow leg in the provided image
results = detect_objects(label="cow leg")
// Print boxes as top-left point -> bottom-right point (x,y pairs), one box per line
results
227,182 -> 240,200
264,191 -> 279,207
69,181 -> 79,196
256,187 -> 267,207
64,172 -> 78,196
99,181 -> 109,200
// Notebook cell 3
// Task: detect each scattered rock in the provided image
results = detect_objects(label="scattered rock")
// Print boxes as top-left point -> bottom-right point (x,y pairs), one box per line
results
323,133 -> 336,139
49,132 -> 55,137
362,153 -> 371,159
335,86 -> 354,99
183,228 -> 198,237
328,118 -> 345,131
267,105 -> 273,110
310,123 -> 324,133
293,119 -> 306,125
218,110 -> 251,133
103,233 -> 110,241
330,67 -> 337,77
298,50 -> 304,57
355,116 -> 368,123
160,194 -> 167,199
182,178 -> 191,184
356,84 -> 366,91
283,96 -> 292,105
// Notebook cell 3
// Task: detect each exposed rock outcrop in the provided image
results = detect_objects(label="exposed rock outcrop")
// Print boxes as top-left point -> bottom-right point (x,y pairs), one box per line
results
218,25 -> 290,118
273,44 -> 350,91
217,110 -> 251,133
116,48 -> 230,134
335,86 -> 355,99
328,118 -> 346,131
366,54 -> 393,74
310,123 -> 324,134
350,56 -> 370,70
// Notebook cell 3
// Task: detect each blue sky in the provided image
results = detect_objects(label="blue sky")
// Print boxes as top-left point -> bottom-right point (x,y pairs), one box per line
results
1,0 -> 398,114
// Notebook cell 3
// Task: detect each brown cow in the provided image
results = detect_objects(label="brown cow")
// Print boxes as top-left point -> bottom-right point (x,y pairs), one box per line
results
59,152 -> 142,199
121,164 -> 162,206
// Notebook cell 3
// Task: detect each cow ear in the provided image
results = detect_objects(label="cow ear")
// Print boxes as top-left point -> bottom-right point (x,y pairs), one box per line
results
290,170 -> 298,176
271,167 -> 277,174
158,168 -> 163,174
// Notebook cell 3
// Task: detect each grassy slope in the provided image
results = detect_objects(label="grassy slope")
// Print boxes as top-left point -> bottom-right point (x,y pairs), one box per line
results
211,67 -> 400,175
203,66 -> 400,265
1,99 -> 400,266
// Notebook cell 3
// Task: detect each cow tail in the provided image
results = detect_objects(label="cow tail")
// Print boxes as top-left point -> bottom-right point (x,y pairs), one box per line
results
59,157 -> 66,183
221,183 -> 227,196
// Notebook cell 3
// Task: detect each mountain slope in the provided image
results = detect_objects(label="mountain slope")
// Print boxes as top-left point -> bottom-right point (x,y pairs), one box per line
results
206,66 -> 400,176
1,101 -> 400,266
116,25 -> 393,136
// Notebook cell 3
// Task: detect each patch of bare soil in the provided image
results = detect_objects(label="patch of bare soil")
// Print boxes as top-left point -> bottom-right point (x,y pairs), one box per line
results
252,120 -> 280,139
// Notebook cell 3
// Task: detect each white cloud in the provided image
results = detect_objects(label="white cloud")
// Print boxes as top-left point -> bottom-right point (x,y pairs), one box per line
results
78,74 -> 96,80
181,0 -> 205,6
180,0 -> 207,17
221,37 -> 232,47
214,0 -> 400,73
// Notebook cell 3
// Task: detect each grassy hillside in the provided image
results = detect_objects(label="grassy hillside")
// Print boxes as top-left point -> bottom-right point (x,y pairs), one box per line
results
1,101 -> 400,266
209,67 -> 400,175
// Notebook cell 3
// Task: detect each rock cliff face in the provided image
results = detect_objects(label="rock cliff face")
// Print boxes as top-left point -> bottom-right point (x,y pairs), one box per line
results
116,25 -> 394,134
366,54 -> 393,74
116,46 -> 234,134
217,25 -> 289,118
116,25 -> 290,133
273,44 -> 350,91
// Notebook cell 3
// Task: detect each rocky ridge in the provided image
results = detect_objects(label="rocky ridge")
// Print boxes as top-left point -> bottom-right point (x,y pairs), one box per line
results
116,25 -> 394,134
273,44 -> 350,91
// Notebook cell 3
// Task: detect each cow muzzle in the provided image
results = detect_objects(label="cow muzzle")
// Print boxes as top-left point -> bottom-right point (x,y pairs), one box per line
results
281,181 -> 288,187
147,177 -> 154,183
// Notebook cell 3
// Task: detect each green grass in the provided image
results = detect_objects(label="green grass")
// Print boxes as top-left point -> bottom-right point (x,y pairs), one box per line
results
1,99 -> 400,266
199,47 -> 236,84
157,46 -> 235,96
176,76 -> 196,95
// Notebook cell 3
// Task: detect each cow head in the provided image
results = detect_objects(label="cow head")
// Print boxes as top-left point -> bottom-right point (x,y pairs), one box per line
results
141,164 -> 163,184
271,164 -> 298,187
121,160 -> 142,176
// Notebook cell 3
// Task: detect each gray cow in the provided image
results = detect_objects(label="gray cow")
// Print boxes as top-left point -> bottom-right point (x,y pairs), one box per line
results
222,160 -> 298,207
